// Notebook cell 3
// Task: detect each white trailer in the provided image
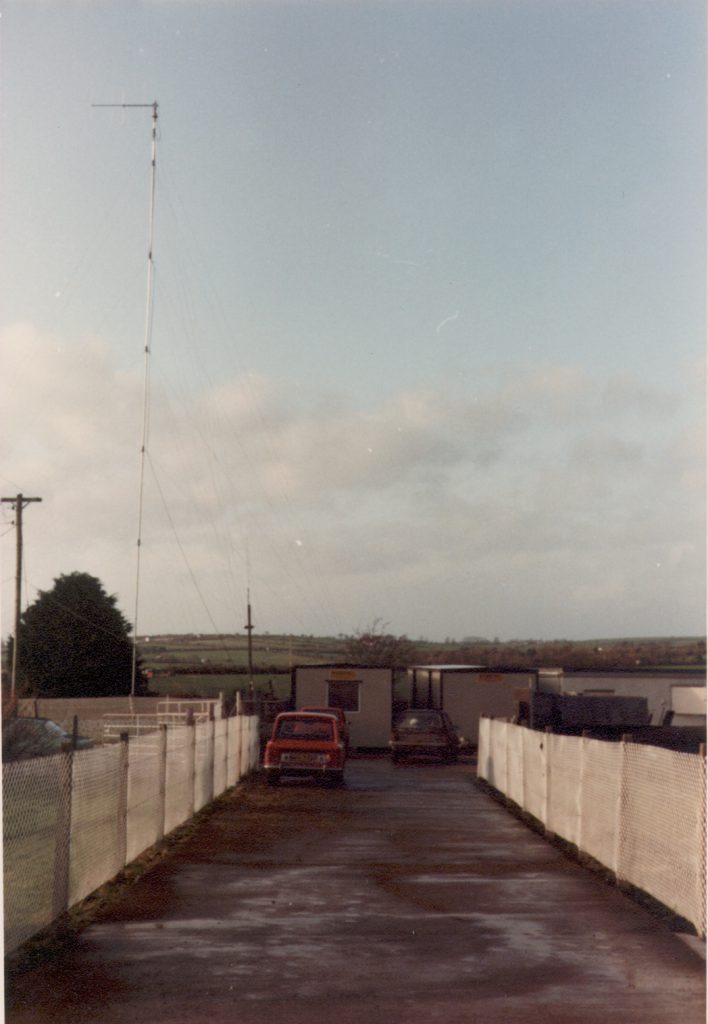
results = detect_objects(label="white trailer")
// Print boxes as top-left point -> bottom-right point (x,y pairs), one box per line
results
293,664 -> 393,749
407,665 -> 536,748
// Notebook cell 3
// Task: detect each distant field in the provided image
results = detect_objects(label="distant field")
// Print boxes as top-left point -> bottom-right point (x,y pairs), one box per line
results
135,632 -> 705,700
147,673 -> 292,701
140,634 -> 349,673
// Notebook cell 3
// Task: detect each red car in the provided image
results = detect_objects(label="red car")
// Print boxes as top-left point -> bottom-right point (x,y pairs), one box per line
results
300,706 -> 350,749
263,711 -> 346,787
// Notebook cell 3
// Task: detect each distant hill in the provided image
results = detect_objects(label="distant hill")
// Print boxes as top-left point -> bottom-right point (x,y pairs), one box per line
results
135,633 -> 706,678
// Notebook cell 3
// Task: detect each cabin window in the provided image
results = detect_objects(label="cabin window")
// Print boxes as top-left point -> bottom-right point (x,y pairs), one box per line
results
327,680 -> 360,712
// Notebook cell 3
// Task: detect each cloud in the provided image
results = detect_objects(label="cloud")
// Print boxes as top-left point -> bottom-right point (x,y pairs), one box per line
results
1,323 -> 704,639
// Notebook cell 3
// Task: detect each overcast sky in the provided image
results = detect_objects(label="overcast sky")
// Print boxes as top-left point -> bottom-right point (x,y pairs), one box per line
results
1,0 -> 705,643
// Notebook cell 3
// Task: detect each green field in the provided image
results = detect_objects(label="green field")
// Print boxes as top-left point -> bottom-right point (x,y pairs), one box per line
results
138,633 -> 343,701
140,633 -> 348,670
116,629 -> 708,708
146,672 -> 293,701
138,633 -> 705,699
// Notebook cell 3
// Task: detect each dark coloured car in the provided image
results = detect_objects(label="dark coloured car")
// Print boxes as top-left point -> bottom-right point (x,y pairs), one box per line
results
2,717 -> 94,761
263,711 -> 346,787
389,709 -> 463,763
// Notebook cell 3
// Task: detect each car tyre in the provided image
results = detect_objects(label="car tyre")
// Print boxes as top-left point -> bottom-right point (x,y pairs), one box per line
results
266,771 -> 280,787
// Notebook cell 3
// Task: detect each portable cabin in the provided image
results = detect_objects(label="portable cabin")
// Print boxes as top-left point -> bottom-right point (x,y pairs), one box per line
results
543,670 -> 706,726
668,685 -> 707,727
292,664 -> 393,749
407,665 -> 536,748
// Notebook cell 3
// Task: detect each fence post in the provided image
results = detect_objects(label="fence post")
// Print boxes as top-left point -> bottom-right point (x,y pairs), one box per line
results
503,720 -> 510,797
52,748 -> 73,920
239,711 -> 246,781
577,731 -> 590,852
187,712 -> 196,820
222,710 -> 229,793
543,726 -> 552,832
206,704 -> 215,804
613,734 -> 632,882
698,747 -> 706,939
117,733 -> 129,871
157,724 -> 167,842
489,718 -> 498,788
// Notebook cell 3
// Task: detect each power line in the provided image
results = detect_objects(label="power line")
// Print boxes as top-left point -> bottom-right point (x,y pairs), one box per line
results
146,453 -> 222,634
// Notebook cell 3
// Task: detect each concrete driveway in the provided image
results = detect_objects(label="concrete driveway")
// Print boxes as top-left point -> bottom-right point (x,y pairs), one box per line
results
6,756 -> 705,1023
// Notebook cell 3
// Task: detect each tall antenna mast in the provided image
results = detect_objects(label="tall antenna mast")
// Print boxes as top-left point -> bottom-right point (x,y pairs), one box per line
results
93,101 -> 159,697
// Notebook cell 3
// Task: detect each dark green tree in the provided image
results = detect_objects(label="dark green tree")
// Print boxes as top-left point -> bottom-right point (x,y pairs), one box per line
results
343,619 -> 418,668
14,572 -> 144,697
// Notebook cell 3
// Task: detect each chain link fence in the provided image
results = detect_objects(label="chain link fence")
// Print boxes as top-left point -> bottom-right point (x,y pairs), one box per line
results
3,713 -> 260,954
127,731 -> 165,863
3,754 -> 70,952
70,744 -> 127,907
618,743 -> 706,931
478,717 -> 706,937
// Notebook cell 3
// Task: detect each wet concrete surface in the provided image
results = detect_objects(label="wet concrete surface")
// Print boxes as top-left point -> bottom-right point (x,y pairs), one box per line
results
6,756 -> 706,1023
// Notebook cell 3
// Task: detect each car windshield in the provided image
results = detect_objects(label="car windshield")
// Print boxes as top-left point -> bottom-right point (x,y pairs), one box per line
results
398,712 -> 443,729
276,718 -> 334,741
42,721 -> 68,737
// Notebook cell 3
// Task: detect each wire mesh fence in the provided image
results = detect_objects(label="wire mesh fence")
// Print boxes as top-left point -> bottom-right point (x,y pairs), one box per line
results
70,745 -> 127,906
618,744 -> 706,928
478,717 -> 706,937
547,734 -> 583,846
164,724 -> 194,835
3,714 -> 260,954
226,716 -> 241,788
578,737 -> 621,869
213,719 -> 228,797
127,730 -> 165,863
521,727 -> 546,823
3,753 -> 71,952
193,720 -> 213,814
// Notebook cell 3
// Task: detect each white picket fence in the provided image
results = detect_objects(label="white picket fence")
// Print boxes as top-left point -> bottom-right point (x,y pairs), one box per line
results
3,713 -> 261,954
477,717 -> 706,937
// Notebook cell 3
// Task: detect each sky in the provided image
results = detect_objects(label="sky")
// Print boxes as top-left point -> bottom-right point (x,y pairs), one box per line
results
0,0 -> 705,643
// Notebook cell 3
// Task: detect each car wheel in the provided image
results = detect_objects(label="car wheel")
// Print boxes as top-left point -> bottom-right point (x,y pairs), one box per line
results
266,771 -> 280,787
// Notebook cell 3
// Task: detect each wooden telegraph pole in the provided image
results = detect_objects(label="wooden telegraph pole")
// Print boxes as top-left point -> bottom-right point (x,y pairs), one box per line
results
1,493 -> 42,702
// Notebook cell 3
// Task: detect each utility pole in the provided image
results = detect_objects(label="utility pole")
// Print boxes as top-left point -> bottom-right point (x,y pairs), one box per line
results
1,494 -> 42,703
244,589 -> 254,691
